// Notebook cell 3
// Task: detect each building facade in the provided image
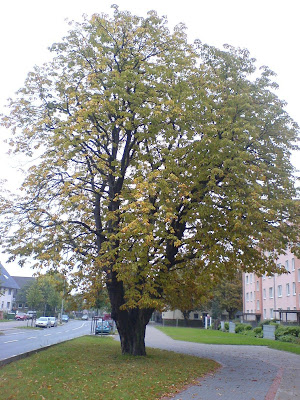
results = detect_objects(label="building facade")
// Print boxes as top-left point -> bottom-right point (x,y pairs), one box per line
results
243,249 -> 300,323
0,263 -> 20,312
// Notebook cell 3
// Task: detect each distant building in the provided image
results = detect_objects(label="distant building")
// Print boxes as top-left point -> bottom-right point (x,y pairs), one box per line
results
242,249 -> 300,324
0,262 -> 20,312
12,276 -> 35,311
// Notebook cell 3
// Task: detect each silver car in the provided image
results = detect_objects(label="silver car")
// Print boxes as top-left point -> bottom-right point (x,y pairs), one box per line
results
35,317 -> 51,328
49,317 -> 58,327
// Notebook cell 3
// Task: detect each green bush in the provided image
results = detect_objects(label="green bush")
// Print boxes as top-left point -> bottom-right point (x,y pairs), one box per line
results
275,325 -> 300,340
279,335 -> 295,343
253,327 -> 263,338
258,320 -> 279,328
235,324 -> 252,334
224,322 -> 229,331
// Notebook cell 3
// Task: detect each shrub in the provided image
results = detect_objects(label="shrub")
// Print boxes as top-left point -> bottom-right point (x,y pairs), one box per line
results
279,335 -> 295,343
258,319 -> 279,328
253,327 -> 263,338
224,322 -> 229,331
275,325 -> 300,340
235,324 -> 252,334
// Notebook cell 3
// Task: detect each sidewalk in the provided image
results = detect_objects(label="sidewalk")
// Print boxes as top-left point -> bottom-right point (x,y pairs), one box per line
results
145,325 -> 300,400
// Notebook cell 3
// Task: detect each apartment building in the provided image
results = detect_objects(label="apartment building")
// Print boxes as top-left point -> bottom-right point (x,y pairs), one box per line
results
243,249 -> 300,323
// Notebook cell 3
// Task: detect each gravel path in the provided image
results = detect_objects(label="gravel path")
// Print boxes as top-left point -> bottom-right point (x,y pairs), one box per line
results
145,325 -> 300,400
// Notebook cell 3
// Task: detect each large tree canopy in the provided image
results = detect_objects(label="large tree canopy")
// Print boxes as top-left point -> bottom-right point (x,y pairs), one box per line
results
1,6 -> 299,355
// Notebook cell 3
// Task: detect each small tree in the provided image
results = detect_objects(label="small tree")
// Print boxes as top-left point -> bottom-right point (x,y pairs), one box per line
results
26,282 -> 44,311
212,271 -> 243,320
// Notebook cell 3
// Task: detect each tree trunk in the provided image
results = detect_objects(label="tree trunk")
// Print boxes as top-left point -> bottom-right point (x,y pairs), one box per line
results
182,311 -> 191,327
107,272 -> 154,356
115,308 -> 154,356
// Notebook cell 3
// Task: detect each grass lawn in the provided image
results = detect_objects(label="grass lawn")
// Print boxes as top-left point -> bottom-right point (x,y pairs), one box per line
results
157,326 -> 300,355
0,335 -> 218,400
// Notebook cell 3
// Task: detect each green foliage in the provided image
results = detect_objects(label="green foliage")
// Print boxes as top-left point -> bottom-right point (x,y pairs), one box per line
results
211,271 -> 243,319
235,323 -> 252,334
275,325 -> 300,340
258,320 -> 279,328
253,327 -> 263,338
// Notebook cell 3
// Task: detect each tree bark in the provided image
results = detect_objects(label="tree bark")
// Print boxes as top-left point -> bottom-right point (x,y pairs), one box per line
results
115,308 -> 154,356
107,272 -> 154,356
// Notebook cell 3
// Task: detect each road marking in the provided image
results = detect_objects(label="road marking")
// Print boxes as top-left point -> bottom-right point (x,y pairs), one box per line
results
4,340 -> 18,343
44,334 -> 51,337
27,337 -> 37,340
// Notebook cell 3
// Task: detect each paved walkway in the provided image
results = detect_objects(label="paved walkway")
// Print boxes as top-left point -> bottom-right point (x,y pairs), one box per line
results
145,325 -> 300,400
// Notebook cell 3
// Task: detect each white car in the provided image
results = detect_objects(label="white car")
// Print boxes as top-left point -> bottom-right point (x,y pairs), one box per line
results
49,317 -> 58,327
35,317 -> 51,328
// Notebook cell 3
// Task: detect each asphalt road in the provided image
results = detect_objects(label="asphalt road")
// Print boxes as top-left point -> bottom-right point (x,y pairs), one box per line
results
0,319 -> 90,362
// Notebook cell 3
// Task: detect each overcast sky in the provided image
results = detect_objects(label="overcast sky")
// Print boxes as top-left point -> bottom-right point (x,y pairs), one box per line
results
1,0 -> 299,276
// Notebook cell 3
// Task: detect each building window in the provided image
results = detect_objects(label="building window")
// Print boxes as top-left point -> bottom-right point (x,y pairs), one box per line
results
292,282 -> 296,296
278,285 -> 282,297
263,309 -> 267,319
263,274 -> 266,280
285,260 -> 289,272
263,289 -> 266,299
1,301 -> 3,309
250,274 -> 253,284
194,313 -> 199,319
7,302 -> 10,309
256,281 -> 259,291
269,287 -> 274,299
246,275 -> 249,284
286,283 -> 290,296
292,258 -> 295,271
250,292 -> 253,301
18,303 -> 22,308
246,293 -> 249,302
257,300 -> 260,310
298,269 -> 300,282
8,289 -> 12,295
270,308 -> 273,319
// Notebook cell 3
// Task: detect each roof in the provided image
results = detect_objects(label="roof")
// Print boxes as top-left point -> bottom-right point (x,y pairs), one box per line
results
12,276 -> 35,289
0,263 -> 20,290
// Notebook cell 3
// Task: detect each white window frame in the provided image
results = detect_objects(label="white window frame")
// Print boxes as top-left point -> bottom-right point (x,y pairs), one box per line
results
285,260 -> 289,272
278,285 -> 282,297
286,283 -> 290,296
269,287 -> 274,299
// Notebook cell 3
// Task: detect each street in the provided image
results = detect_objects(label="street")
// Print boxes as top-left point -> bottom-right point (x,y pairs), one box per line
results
0,319 -> 90,362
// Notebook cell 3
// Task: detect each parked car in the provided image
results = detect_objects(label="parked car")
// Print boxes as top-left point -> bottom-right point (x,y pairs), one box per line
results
15,312 -> 28,321
61,314 -> 69,322
26,311 -> 37,319
49,317 -> 58,327
95,320 -> 111,335
35,317 -> 51,328
82,314 -> 88,320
